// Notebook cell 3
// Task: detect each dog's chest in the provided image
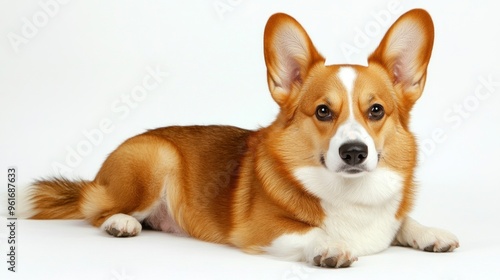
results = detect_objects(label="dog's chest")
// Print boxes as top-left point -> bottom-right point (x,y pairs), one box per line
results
295,167 -> 405,255
320,197 -> 402,256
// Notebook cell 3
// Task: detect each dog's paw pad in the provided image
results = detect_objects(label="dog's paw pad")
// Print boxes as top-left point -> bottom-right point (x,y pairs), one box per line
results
106,227 -> 135,237
101,213 -> 142,237
313,252 -> 357,268
313,255 -> 322,266
323,256 -> 355,268
415,228 -> 459,253
423,242 -> 459,253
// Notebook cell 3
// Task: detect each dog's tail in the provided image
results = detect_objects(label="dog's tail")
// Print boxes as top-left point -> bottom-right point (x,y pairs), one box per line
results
24,178 -> 93,219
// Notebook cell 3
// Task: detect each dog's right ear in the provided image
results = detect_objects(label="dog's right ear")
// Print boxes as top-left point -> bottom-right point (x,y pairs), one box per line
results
264,13 -> 324,106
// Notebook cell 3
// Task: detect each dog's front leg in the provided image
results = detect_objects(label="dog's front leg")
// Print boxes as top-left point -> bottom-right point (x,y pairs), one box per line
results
393,216 -> 459,252
306,228 -> 358,268
266,227 -> 358,268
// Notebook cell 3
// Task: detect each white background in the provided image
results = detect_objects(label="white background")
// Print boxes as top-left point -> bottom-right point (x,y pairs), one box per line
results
1,0 -> 500,279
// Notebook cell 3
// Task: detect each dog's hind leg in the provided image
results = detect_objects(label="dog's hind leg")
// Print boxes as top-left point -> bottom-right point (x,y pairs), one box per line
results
80,134 -> 183,237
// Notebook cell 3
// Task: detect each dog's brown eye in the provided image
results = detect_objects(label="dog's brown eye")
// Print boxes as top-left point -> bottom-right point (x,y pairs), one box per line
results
368,104 -> 384,121
316,105 -> 333,121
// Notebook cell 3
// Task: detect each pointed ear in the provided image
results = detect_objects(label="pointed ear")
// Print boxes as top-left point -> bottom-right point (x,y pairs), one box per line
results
264,13 -> 325,106
369,9 -> 434,108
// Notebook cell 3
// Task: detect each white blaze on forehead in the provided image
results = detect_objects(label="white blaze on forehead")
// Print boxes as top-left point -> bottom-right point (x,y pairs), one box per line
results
337,67 -> 357,119
323,66 -> 379,176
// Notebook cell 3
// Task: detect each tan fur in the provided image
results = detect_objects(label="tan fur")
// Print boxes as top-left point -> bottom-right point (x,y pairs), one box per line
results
28,10 -> 435,256
30,178 -> 88,219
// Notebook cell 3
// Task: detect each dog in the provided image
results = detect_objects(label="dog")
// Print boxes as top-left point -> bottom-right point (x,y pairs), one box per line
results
26,9 -> 458,268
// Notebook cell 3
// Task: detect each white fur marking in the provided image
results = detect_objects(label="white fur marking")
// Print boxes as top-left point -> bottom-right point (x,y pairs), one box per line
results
396,217 -> 460,252
294,166 -> 403,206
337,67 -> 357,119
265,227 -> 358,267
325,120 -> 379,175
263,167 -> 405,262
295,167 -> 403,255
330,67 -> 379,177
101,213 -> 142,237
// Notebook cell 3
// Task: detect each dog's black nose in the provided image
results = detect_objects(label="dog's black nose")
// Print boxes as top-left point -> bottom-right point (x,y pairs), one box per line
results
339,142 -> 368,166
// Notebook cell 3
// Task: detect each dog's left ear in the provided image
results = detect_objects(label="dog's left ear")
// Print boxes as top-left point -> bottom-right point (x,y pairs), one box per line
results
369,9 -> 434,109
264,13 -> 325,106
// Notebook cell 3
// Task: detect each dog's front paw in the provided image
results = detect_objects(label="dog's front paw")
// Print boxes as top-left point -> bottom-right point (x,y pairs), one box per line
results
417,228 -> 459,253
397,217 -> 459,253
311,247 -> 358,268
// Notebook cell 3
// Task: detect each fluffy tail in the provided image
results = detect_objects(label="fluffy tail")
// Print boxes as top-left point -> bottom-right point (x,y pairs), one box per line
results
27,178 -> 92,219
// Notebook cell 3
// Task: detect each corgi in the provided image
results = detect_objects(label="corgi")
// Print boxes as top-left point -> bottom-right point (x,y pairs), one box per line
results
26,9 -> 458,268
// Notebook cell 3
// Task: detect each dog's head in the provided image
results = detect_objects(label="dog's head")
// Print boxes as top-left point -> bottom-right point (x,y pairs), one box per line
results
264,9 -> 434,180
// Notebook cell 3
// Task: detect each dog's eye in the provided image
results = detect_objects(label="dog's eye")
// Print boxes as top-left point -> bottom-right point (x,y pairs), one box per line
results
368,104 -> 385,121
315,105 -> 333,121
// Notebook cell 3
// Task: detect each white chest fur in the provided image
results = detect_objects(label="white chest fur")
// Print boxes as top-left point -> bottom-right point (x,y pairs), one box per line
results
319,194 -> 402,256
264,167 -> 404,260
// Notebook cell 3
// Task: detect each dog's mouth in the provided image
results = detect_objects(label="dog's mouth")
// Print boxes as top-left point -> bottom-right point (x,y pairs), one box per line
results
337,165 -> 367,177
342,167 -> 365,174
